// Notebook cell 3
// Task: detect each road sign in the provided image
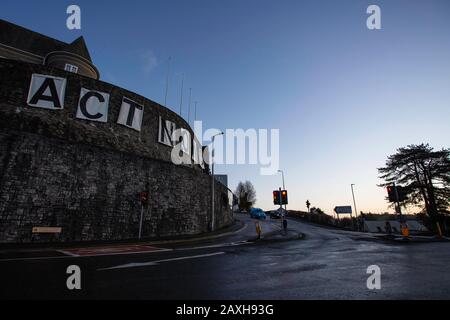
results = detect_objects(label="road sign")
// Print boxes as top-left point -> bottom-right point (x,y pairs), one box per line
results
32,227 -> 62,233
334,206 -> 352,214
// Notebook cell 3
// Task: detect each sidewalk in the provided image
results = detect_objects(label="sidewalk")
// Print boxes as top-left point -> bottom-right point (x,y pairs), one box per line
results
0,218 -> 247,255
380,234 -> 450,243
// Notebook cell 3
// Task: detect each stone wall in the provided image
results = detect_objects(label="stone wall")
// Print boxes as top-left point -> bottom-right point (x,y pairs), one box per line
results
0,59 -> 232,243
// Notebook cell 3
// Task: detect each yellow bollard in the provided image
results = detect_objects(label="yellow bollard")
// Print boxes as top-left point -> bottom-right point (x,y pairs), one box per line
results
401,223 -> 410,238
255,222 -> 262,239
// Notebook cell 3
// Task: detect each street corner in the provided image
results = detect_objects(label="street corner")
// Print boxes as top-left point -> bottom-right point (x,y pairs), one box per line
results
378,234 -> 450,244
250,229 -> 305,243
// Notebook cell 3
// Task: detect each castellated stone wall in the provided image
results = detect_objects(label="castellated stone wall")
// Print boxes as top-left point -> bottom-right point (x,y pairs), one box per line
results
0,59 -> 233,243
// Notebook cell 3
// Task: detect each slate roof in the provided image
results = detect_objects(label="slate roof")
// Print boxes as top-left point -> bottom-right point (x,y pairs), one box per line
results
0,19 -> 92,62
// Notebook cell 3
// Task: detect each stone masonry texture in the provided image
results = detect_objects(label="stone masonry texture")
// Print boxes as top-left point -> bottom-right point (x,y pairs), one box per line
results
0,59 -> 233,243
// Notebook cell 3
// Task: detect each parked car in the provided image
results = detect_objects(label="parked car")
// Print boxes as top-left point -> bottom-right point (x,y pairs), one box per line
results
250,208 -> 266,220
270,210 -> 282,219
270,208 -> 286,219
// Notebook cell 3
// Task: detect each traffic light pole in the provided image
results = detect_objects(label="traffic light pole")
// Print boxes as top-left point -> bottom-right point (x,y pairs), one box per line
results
279,187 -> 284,230
351,184 -> 357,230
393,182 -> 403,221
278,170 -> 287,214
138,203 -> 144,239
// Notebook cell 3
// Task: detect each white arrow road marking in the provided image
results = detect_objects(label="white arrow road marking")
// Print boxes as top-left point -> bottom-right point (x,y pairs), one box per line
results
97,251 -> 226,271
177,240 -> 253,251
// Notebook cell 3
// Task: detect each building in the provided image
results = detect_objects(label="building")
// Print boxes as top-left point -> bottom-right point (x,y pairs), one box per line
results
0,19 -> 99,79
361,214 -> 429,235
0,20 -> 232,243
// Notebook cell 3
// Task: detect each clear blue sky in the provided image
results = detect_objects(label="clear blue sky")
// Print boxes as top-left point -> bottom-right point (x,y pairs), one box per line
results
2,0 -> 449,214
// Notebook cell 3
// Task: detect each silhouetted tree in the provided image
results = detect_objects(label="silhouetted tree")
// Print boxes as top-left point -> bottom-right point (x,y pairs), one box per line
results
378,144 -> 450,220
235,181 -> 257,211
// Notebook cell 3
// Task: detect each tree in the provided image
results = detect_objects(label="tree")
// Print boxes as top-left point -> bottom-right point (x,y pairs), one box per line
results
378,144 -> 450,220
235,181 -> 257,211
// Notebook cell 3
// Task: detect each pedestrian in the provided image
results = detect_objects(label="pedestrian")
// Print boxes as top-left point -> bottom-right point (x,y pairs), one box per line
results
385,221 -> 392,235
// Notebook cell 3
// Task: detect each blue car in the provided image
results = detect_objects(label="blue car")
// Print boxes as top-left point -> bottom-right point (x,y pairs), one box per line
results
250,208 -> 266,220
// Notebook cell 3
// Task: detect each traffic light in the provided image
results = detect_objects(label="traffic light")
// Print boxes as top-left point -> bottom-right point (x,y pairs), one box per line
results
273,190 -> 281,205
306,200 -> 311,209
387,186 -> 396,202
281,190 -> 288,205
387,185 -> 408,203
140,191 -> 149,205
397,186 -> 408,202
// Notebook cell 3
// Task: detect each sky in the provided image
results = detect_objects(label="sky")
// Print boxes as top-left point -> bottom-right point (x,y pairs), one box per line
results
2,0 -> 449,214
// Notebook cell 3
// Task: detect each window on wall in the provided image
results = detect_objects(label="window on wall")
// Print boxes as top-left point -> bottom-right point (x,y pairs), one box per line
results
64,63 -> 78,74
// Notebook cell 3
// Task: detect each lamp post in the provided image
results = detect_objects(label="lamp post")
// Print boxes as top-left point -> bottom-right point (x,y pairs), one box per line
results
278,170 -> 287,210
211,132 -> 224,231
351,184 -> 358,230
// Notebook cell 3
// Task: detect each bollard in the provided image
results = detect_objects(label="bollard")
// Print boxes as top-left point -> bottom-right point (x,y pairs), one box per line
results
401,223 -> 410,238
255,221 -> 262,240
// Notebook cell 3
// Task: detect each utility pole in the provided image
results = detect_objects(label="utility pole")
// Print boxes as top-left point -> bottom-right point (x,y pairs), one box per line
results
278,170 -> 287,213
351,184 -> 358,230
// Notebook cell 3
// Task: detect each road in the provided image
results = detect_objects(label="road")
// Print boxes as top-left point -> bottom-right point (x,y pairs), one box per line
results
1,213 -> 450,299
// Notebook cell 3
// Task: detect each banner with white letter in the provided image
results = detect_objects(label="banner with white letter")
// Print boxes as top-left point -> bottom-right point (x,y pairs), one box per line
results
117,97 -> 144,131
192,136 -> 204,168
158,116 -> 176,146
180,128 -> 191,155
27,74 -> 66,110
76,88 -> 110,122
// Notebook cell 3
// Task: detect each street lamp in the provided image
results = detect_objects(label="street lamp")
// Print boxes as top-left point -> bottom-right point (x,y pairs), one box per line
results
211,131 -> 224,231
278,170 -> 285,190
351,184 -> 358,230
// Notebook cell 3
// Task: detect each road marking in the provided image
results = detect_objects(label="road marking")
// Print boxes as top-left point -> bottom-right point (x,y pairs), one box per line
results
176,240 -> 253,251
0,248 -> 173,262
97,251 -> 226,271
57,250 -> 80,257
61,244 -> 167,256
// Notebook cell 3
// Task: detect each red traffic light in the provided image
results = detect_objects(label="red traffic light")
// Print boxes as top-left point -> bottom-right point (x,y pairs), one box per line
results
273,190 -> 281,205
281,190 -> 288,205
140,191 -> 149,204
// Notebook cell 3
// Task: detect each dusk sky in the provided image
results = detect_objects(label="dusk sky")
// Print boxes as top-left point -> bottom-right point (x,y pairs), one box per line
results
2,0 -> 449,214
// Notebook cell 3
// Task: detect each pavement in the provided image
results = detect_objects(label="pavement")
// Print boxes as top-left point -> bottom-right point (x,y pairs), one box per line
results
1,213 -> 450,299
0,215 -> 301,260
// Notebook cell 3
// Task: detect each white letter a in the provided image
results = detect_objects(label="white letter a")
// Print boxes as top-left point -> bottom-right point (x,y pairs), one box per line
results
66,5 -> 81,30
366,5 -> 381,30
66,265 -> 81,290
